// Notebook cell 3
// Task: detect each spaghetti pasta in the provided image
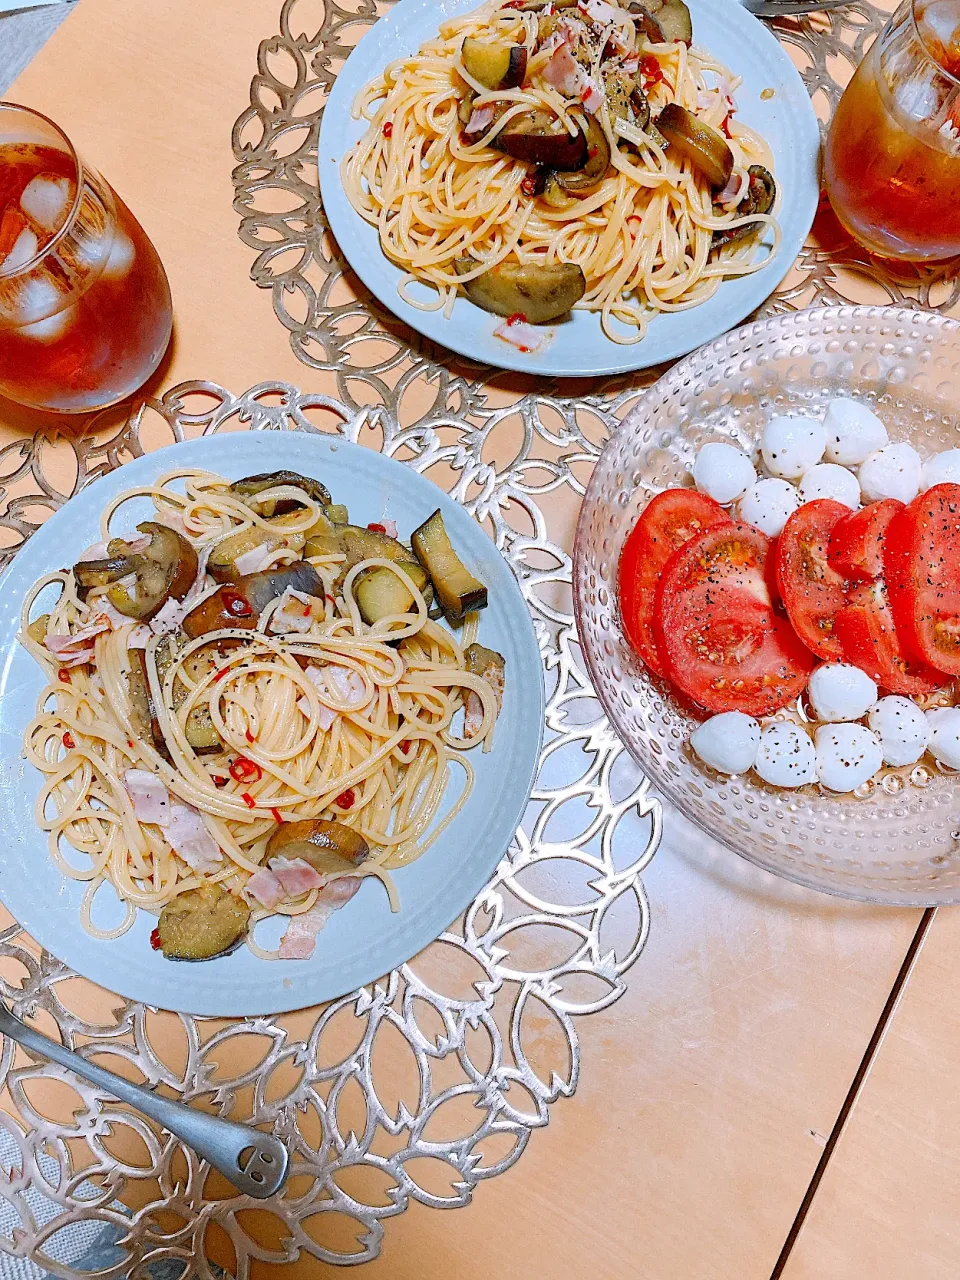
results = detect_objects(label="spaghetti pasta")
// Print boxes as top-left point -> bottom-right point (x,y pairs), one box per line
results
19,468 -> 505,962
342,0 -> 780,344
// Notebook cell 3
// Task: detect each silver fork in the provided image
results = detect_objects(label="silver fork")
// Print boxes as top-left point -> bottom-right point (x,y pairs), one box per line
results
742,0 -> 850,16
0,1002 -> 289,1198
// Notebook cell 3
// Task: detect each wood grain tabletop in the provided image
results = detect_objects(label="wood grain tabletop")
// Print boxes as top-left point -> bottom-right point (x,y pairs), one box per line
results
1,0 -> 956,1275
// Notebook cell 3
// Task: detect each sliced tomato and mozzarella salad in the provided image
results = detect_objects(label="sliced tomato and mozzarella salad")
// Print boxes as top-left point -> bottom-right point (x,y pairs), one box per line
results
618,398 -> 960,794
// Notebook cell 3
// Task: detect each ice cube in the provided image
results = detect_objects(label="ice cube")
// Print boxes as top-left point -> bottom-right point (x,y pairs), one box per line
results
102,231 -> 134,280
919,0 -> 960,61
892,73 -> 942,121
4,227 -> 39,273
20,304 -> 75,344
15,275 -> 67,328
20,174 -> 74,236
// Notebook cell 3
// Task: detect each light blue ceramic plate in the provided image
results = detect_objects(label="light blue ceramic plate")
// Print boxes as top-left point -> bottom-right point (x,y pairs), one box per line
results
318,0 -> 820,377
0,433 -> 543,1015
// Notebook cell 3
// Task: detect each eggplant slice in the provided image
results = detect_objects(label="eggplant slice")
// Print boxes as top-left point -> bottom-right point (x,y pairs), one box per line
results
75,523 -> 198,622
182,562 -> 324,638
411,509 -> 488,621
556,115 -> 610,193
461,37 -> 527,90
712,164 -> 777,248
492,110 -> 589,170
656,103 -> 733,188
229,471 -> 331,516
157,884 -> 250,961
454,256 -> 585,324
266,818 -> 370,875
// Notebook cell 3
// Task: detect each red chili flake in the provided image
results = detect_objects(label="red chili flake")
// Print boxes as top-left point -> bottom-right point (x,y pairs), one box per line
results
241,792 -> 257,809
367,523 -> 386,534
221,589 -> 253,618
214,666 -> 232,683
325,594 -> 335,606
521,175 -> 538,197
400,740 -> 411,755
62,731 -> 75,749
149,928 -> 161,951
212,775 -> 229,789
588,145 -> 598,158
382,122 -> 393,138
335,788 -> 355,809
245,728 -> 256,744
639,55 -> 661,77
270,808 -> 285,825
230,756 -> 263,783
506,312 -> 527,326
57,669 -> 71,684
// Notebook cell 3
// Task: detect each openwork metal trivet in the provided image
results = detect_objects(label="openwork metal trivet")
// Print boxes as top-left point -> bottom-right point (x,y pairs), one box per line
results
0,383 -> 656,1273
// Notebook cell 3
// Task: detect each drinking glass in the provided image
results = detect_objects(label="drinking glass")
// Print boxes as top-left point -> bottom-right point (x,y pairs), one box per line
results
0,103 -> 173,413
823,0 -> 960,262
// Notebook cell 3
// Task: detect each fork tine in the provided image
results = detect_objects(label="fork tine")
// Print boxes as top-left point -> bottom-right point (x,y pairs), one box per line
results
743,0 -> 850,14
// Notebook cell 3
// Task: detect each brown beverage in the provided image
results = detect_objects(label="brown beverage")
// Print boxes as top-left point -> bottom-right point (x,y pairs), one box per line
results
0,105 -> 172,413
823,0 -> 960,262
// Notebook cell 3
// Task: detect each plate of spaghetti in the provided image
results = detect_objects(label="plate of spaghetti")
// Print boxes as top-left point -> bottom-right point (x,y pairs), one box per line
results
319,0 -> 819,376
0,433 -> 543,1016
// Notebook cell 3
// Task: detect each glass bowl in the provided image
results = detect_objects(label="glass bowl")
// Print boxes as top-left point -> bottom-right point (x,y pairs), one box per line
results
573,304 -> 960,906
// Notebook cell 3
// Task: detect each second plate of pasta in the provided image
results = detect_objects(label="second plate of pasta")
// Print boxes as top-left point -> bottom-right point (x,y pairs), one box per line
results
0,432 -> 543,1016
318,0 -> 819,376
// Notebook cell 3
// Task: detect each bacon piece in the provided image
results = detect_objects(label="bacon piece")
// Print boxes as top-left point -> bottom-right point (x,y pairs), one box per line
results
278,904 -> 335,959
321,875 -> 362,906
123,769 -> 171,825
269,855 -> 325,897
245,866 -> 285,909
44,616 -> 111,667
164,804 -> 222,872
323,663 -> 368,709
465,104 -> 496,135
233,543 -> 277,576
493,318 -> 547,353
269,588 -> 317,635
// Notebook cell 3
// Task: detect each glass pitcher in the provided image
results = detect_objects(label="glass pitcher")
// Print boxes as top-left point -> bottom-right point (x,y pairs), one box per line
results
823,0 -> 960,262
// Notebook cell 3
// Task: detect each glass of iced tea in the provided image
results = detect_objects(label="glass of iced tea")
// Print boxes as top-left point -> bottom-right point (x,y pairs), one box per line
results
824,0 -> 960,262
0,103 -> 173,413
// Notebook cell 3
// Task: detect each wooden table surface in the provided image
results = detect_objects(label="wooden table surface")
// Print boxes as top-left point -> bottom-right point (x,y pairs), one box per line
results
3,0 -> 958,1276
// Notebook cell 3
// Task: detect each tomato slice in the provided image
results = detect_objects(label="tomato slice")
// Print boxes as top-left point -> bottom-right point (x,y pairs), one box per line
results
775,498 -> 849,660
835,578 -> 946,695
885,483 -> 960,677
618,488 -> 728,677
654,521 -> 814,715
828,498 -> 902,581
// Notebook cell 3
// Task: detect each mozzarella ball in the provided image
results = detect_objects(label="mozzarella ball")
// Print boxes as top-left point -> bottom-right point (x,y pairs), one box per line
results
690,712 -> 761,774
761,416 -> 826,479
823,399 -> 888,466
808,663 -> 877,722
693,443 -> 756,505
797,463 -> 861,510
925,707 -> 960,769
858,443 -> 922,504
814,723 -> 883,792
754,724 -> 817,788
922,449 -> 960,491
868,696 -> 929,766
738,478 -> 801,537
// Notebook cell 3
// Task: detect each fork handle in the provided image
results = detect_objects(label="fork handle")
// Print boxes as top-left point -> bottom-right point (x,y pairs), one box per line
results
0,1005 -> 288,1198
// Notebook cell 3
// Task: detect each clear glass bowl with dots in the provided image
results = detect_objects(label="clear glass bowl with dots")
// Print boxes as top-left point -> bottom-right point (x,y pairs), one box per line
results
573,304 -> 960,906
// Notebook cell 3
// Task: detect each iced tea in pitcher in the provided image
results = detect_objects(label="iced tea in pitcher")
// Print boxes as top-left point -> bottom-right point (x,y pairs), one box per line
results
824,0 -> 960,261
0,103 -> 172,413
